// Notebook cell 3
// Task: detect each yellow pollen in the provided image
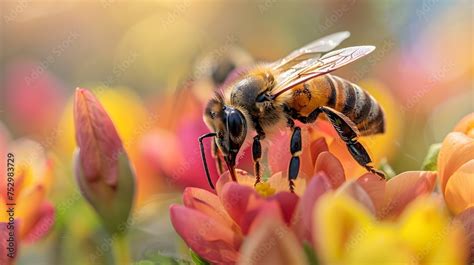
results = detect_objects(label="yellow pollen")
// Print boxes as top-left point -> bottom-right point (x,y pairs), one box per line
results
255,182 -> 276,197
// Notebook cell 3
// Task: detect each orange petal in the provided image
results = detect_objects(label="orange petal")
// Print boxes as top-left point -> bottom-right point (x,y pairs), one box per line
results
238,218 -> 307,265
169,205 -> 241,264
357,173 -> 386,217
314,151 -> 345,188
310,137 -> 329,167
15,185 -> 46,238
438,132 -> 474,193
453,112 -> 474,137
383,171 -> 436,219
445,160 -> 474,215
183,187 -> 236,229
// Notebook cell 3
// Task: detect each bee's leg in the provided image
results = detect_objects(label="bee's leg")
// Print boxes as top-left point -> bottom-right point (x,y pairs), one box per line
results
287,119 -> 302,193
252,124 -> 266,186
212,139 -> 224,174
319,106 -> 386,179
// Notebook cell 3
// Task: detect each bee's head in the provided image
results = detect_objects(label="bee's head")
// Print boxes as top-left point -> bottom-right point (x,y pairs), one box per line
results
203,96 -> 247,178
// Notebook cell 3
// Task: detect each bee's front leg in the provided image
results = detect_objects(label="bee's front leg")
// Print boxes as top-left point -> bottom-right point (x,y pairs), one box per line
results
287,119 -> 302,193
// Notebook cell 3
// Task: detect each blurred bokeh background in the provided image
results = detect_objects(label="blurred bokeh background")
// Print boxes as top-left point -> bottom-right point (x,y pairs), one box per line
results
0,0 -> 472,264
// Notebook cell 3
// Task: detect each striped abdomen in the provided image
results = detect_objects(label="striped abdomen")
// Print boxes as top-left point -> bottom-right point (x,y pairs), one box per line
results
287,74 -> 385,136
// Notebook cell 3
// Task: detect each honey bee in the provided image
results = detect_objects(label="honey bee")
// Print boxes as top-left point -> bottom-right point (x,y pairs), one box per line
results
199,31 -> 386,191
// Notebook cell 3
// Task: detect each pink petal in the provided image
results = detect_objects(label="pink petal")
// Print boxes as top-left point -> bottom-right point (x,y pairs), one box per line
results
357,173 -> 386,218
216,169 -> 254,196
183,188 -> 235,228
267,127 -> 314,178
175,118 -> 220,190
245,201 -> 284,235
269,192 -> 299,225
22,202 -> 55,243
219,182 -> 265,234
336,181 -> 376,215
4,61 -> 66,135
238,219 -> 307,265
292,173 -> 332,242
383,171 -> 437,219
170,205 -> 241,264
314,151 -> 345,188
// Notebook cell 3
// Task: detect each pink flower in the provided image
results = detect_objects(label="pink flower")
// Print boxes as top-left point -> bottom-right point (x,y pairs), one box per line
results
3,61 -> 66,135
170,132 -> 436,264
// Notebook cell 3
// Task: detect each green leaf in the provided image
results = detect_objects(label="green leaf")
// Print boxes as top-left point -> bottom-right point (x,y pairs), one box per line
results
190,250 -> 210,265
303,242 -> 319,265
421,143 -> 442,171
378,158 -> 396,180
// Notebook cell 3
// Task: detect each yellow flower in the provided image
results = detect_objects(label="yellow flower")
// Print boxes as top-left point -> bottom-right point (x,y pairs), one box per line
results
314,194 -> 467,265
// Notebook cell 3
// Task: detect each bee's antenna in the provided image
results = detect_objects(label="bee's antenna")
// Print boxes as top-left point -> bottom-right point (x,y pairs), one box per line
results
199,132 -> 217,189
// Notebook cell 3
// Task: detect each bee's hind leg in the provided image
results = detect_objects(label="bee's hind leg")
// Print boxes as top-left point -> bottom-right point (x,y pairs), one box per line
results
319,106 -> 386,179
287,119 -> 302,193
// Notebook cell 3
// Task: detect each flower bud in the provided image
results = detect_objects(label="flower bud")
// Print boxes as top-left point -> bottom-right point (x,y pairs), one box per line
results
73,88 -> 135,235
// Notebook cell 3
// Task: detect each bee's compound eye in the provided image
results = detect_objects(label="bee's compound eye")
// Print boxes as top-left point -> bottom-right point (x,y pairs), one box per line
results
227,110 -> 245,140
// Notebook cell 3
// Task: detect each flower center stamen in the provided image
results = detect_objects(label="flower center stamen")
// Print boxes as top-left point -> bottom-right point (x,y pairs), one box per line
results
255,182 -> 276,197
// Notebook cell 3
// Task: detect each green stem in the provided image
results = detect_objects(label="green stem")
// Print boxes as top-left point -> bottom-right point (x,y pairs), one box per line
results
113,234 -> 131,265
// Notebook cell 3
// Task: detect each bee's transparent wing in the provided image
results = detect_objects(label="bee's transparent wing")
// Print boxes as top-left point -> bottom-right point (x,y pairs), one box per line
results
271,46 -> 375,99
272,31 -> 351,70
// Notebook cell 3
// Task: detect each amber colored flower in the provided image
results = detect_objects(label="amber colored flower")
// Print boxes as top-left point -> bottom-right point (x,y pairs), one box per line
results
438,112 -> 474,215
73,88 -> 135,235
